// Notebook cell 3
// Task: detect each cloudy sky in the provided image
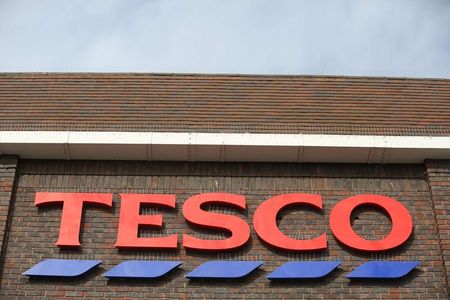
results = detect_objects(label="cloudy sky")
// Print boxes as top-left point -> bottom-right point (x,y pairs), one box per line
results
0,0 -> 449,78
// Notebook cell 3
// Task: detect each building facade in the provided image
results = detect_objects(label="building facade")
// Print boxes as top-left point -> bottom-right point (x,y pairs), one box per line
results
0,73 -> 449,299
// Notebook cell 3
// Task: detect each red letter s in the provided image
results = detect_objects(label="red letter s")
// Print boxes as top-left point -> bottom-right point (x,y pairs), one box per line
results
182,193 -> 250,251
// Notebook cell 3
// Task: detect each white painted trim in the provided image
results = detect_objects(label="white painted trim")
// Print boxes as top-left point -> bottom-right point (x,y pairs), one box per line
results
0,131 -> 449,163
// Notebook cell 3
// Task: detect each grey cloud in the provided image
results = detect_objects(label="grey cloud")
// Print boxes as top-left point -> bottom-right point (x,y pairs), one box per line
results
0,0 -> 449,78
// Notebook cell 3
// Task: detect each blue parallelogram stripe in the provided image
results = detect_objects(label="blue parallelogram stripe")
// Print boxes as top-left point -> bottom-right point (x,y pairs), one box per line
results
267,260 -> 342,279
103,260 -> 182,279
23,259 -> 421,281
186,261 -> 263,279
347,261 -> 420,279
22,259 -> 102,277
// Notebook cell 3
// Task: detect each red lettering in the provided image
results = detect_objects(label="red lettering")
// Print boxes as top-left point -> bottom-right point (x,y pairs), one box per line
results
329,194 -> 413,251
253,193 -> 327,251
36,191 -> 414,253
182,193 -> 250,251
35,192 -> 113,247
115,194 -> 177,249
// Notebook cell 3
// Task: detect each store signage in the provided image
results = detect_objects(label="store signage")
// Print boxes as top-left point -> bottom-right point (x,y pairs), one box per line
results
25,192 -> 419,281
35,192 -> 413,252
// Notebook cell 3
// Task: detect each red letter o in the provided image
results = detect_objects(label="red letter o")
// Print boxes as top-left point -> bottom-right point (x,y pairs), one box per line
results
329,194 -> 413,252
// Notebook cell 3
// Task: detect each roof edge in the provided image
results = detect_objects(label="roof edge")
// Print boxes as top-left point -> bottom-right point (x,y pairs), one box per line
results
1,131 -> 450,163
0,72 -> 449,82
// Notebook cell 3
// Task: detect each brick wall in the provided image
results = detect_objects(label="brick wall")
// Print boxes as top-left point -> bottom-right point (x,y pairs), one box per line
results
426,160 -> 450,296
0,156 -> 18,262
0,160 -> 448,299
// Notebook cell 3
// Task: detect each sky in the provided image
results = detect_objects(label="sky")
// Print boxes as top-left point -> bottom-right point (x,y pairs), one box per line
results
0,0 -> 449,78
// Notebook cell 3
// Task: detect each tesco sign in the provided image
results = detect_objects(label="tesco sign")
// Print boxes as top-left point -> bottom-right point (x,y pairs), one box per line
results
35,192 -> 413,252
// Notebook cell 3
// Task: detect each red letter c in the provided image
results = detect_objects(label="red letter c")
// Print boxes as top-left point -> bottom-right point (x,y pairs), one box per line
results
253,193 -> 327,251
